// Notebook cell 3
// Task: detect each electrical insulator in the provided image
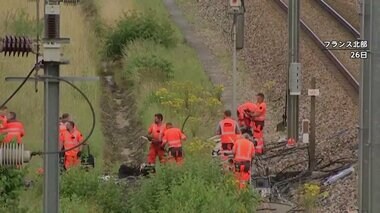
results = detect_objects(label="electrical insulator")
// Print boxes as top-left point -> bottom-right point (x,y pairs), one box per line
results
0,143 -> 32,167
45,5 -> 60,39
1,36 -> 33,57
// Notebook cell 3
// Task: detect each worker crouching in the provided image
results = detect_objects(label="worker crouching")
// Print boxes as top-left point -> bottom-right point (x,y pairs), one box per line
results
237,102 -> 257,136
232,134 -> 255,189
60,121 -> 83,170
161,122 -> 186,165
251,93 -> 266,155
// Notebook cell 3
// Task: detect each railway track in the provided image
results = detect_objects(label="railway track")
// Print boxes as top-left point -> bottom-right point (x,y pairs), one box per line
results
273,0 -> 360,93
316,0 -> 360,39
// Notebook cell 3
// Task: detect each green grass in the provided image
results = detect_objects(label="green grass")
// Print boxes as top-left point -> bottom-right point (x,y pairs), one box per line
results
121,0 -> 212,130
0,1 -> 105,212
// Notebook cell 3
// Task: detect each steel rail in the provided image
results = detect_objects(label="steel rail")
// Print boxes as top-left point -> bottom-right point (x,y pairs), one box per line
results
273,0 -> 359,93
316,0 -> 360,39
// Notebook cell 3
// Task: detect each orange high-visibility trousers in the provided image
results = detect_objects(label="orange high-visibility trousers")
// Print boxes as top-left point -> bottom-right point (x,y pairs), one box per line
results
234,161 -> 251,189
167,147 -> 183,165
64,155 -> 80,169
253,121 -> 264,154
147,143 -> 166,164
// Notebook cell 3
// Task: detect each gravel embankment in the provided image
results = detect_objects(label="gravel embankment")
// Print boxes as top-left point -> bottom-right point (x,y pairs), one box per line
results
175,0 -> 359,211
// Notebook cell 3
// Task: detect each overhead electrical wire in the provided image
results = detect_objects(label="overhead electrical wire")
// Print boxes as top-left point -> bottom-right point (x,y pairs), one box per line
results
0,63 -> 39,109
33,75 -> 96,155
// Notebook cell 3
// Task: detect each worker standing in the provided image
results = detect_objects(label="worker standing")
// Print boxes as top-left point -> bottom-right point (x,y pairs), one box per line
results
232,134 -> 255,189
60,121 -> 83,170
59,113 -> 76,133
146,113 -> 166,165
217,110 -> 241,152
237,102 -> 257,135
251,93 -> 266,154
161,122 -> 186,164
2,112 -> 25,144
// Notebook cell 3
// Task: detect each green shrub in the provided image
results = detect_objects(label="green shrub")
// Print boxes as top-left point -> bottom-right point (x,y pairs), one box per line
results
60,168 -> 127,213
124,43 -> 174,85
105,12 -> 176,58
126,140 -> 259,213
0,167 -> 26,211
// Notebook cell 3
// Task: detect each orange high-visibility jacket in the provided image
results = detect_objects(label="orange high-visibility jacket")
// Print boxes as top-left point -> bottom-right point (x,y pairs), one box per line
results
60,129 -> 83,156
233,138 -> 255,162
254,102 -> 267,121
237,102 -> 257,120
2,120 -> 25,144
162,128 -> 186,148
148,123 -> 166,142
217,118 -> 240,143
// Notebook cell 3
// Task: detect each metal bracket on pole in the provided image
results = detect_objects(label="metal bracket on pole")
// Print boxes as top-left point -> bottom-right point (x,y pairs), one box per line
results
289,62 -> 301,95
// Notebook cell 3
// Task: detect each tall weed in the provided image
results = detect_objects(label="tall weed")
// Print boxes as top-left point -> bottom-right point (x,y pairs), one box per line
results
3,9 -> 43,36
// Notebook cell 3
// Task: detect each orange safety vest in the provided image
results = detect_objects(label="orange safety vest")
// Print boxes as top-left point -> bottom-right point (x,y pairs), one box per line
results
2,121 -> 25,144
60,129 -> 83,156
148,123 -> 166,142
162,128 -> 186,148
233,138 -> 255,161
219,118 -> 238,143
254,102 -> 266,121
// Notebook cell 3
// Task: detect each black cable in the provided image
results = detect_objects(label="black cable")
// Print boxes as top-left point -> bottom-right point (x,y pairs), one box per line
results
0,63 -> 38,109
181,114 -> 191,132
35,76 -> 96,154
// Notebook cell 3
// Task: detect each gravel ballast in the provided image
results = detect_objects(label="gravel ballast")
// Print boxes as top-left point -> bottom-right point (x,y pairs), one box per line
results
175,0 -> 359,211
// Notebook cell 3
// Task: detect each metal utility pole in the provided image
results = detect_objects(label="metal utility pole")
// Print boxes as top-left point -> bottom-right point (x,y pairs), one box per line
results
4,1 -> 96,212
43,1 -> 61,212
359,0 -> 380,212
287,0 -> 301,144
308,77 -> 318,172
232,12 -> 237,119
229,0 -> 244,119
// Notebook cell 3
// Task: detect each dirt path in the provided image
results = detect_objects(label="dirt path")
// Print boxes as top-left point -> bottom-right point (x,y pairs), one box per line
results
100,62 -> 146,172
163,0 -> 233,110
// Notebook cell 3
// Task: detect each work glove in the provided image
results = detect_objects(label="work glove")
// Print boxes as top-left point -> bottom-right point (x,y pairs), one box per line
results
77,151 -> 82,158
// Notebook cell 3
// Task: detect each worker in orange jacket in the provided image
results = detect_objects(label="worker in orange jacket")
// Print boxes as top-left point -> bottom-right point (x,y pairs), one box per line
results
250,93 -> 267,154
0,106 -> 8,129
146,113 -> 166,165
2,112 -> 25,144
232,134 -> 255,189
237,102 -> 257,135
216,110 -> 241,161
161,122 -> 186,164
60,121 -> 83,170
